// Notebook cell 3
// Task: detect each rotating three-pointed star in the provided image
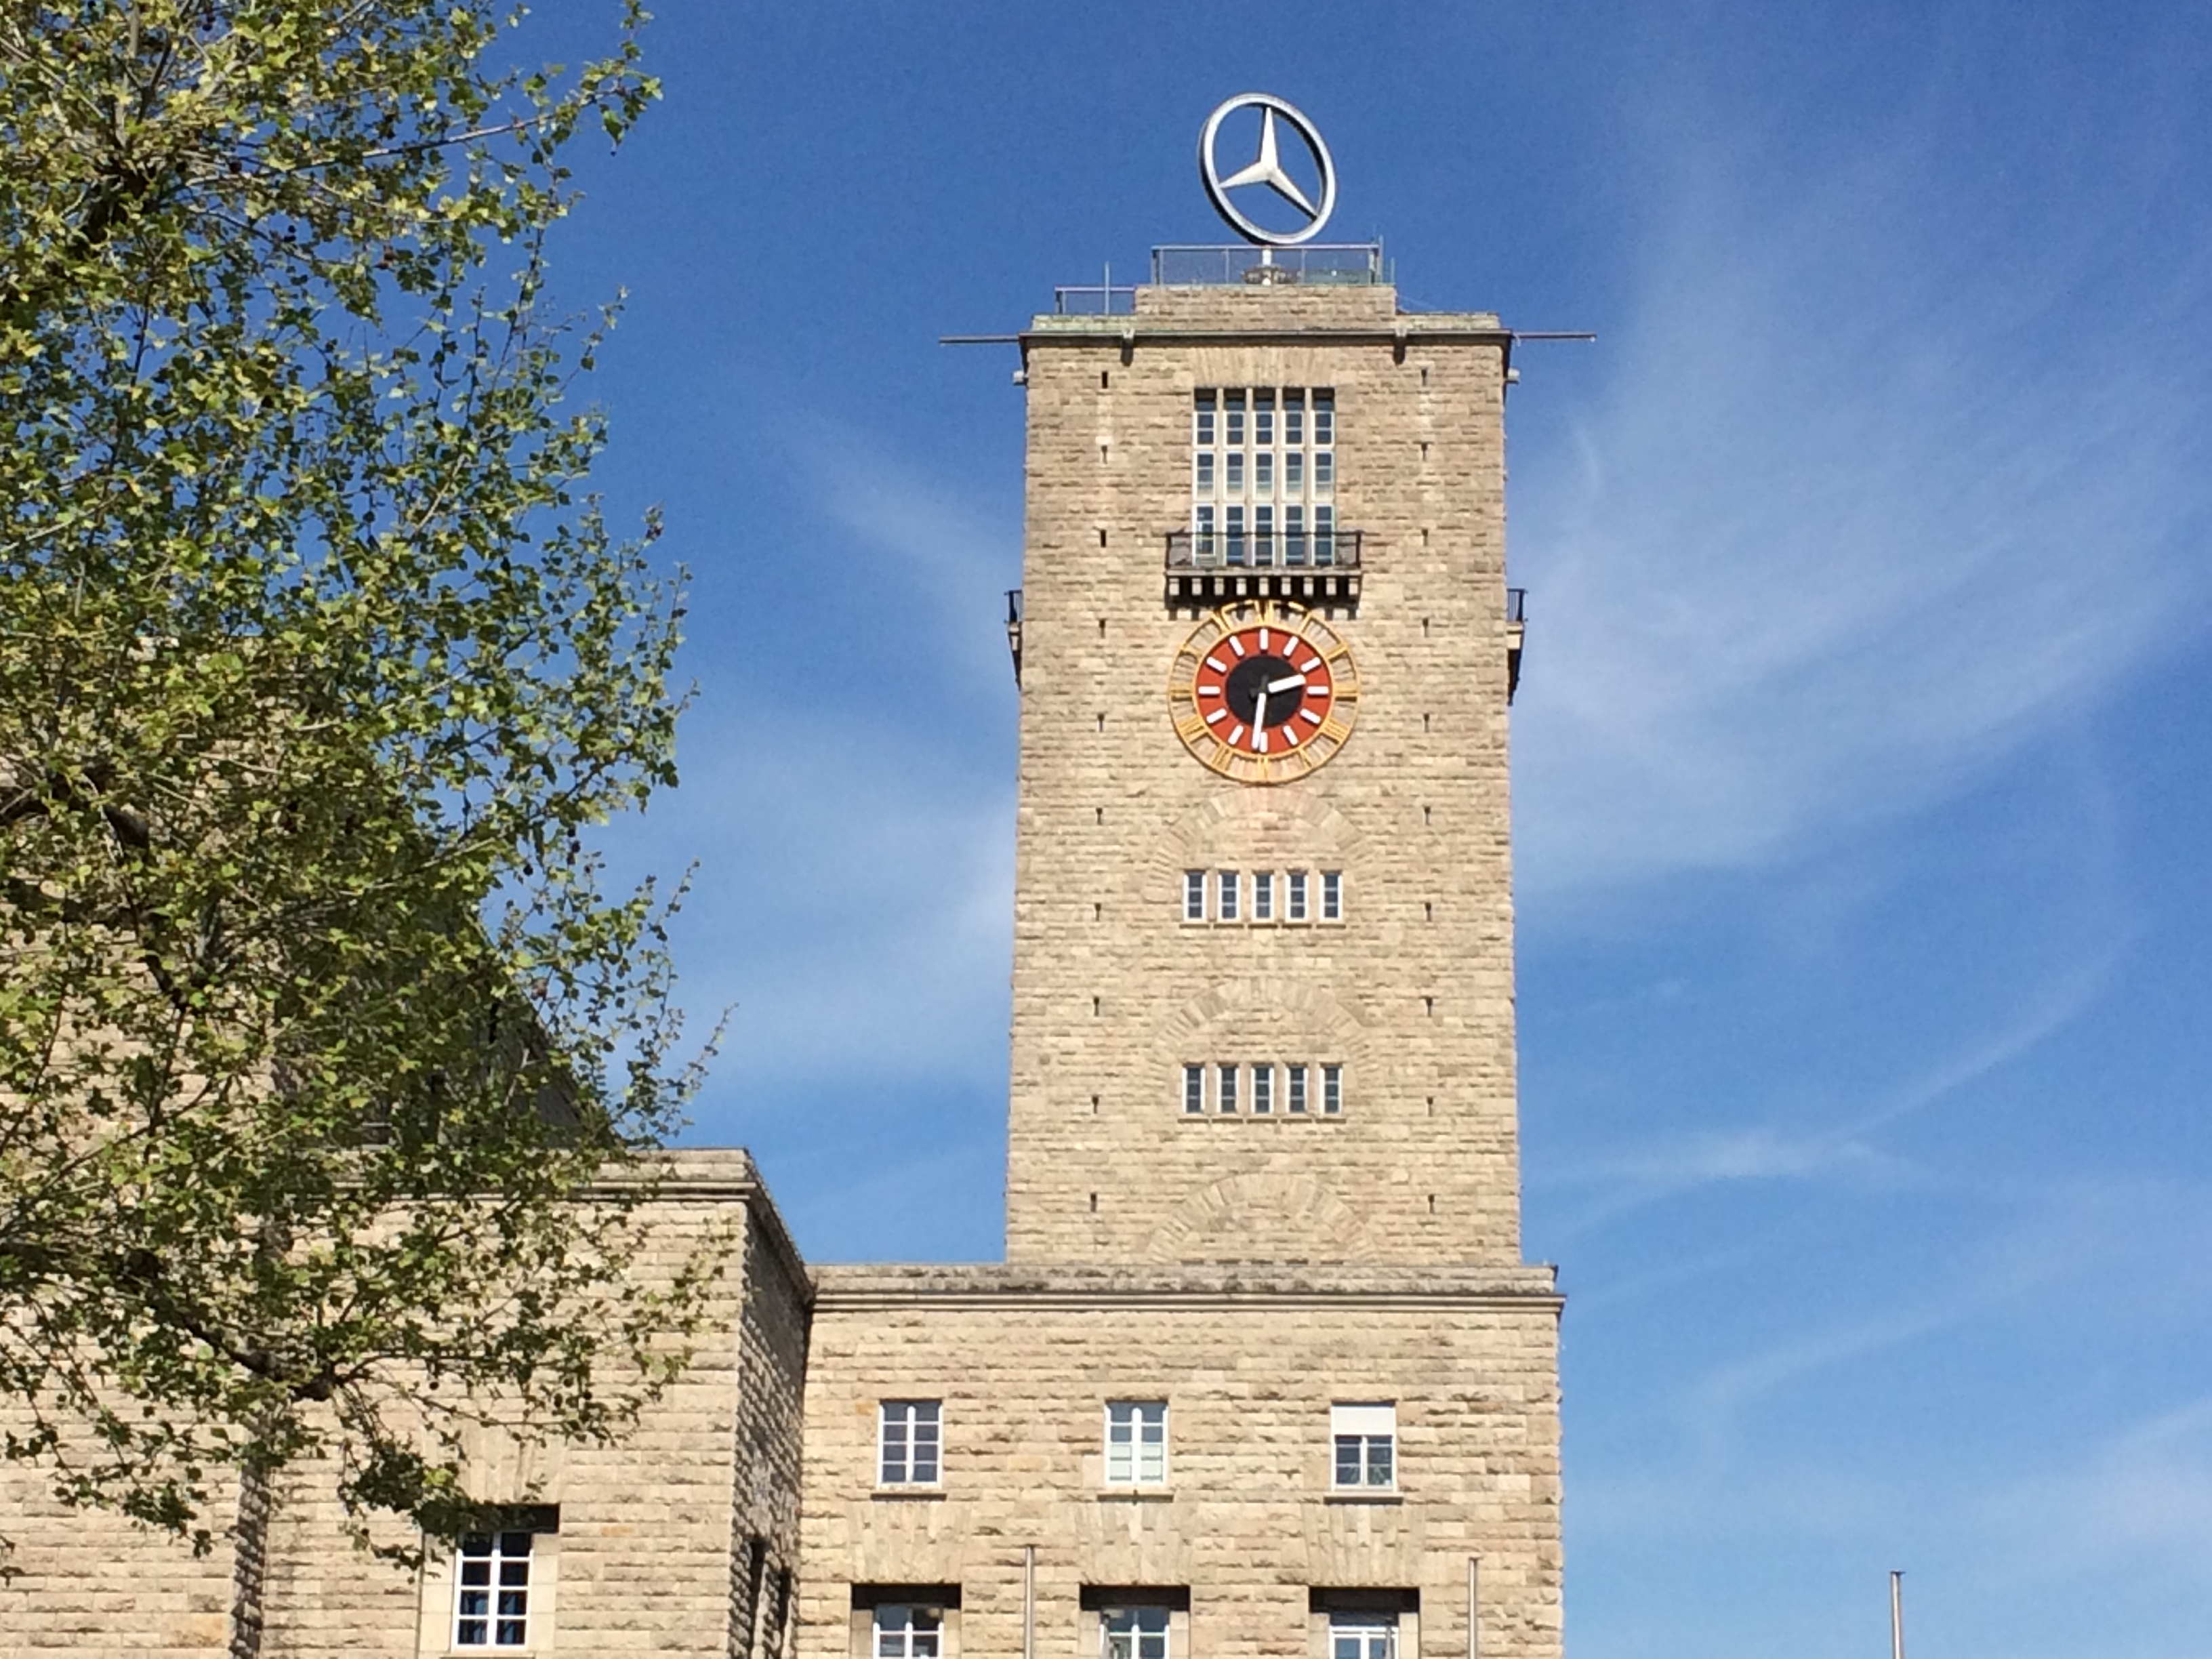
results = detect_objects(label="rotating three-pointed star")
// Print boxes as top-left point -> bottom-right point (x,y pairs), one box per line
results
1168,603 -> 1360,784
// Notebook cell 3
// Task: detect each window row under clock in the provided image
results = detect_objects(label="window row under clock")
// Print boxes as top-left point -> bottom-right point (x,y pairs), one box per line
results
1183,868 -> 1342,924
1183,1061 -> 1342,1116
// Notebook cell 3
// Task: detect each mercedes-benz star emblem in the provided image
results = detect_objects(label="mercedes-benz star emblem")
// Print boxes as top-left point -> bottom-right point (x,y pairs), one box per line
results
1198,93 -> 1338,247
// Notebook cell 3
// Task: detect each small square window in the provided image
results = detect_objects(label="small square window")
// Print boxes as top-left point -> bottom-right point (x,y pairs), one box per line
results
1287,871 -> 1309,922
1322,871 -> 1343,921
1183,871 -> 1205,922
453,1530 -> 534,1648
876,1605 -> 944,1659
1105,1401 -> 1167,1486
1103,1607 -> 1170,1659
1330,1402 -> 1395,1490
1251,1065 -> 1273,1115
879,1401 -> 941,1486
1183,1065 -> 1205,1116
1216,871 -> 1239,923
1252,872 -> 1273,922
1217,1063 -> 1238,1115
1322,1065 -> 1343,1115
1287,1065 -> 1308,1115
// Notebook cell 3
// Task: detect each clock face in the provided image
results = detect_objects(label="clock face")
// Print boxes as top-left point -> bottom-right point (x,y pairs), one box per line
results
1168,602 -> 1359,783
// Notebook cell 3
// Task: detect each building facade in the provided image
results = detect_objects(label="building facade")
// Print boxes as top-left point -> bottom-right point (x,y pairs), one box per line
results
2,153 -> 1561,1659
793,264 -> 1561,1659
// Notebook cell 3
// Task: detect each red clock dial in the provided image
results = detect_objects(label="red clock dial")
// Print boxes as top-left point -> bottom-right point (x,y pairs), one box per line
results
1169,603 -> 1359,783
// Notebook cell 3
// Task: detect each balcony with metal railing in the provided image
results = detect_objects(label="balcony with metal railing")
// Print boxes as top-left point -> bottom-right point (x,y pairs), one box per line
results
1164,529 -> 1362,611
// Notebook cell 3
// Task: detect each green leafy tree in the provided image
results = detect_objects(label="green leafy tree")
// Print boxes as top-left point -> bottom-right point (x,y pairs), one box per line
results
0,0 -> 716,1587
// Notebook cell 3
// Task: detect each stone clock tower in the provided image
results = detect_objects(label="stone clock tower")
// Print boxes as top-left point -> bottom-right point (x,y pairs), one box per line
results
795,98 -> 1562,1659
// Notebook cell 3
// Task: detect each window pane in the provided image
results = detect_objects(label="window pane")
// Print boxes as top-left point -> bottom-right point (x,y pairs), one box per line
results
1184,1065 -> 1204,1115
1334,1433 -> 1362,1486
1183,871 -> 1204,922
1288,872 -> 1307,921
1216,871 -> 1238,922
1324,1065 -> 1342,1115
1252,872 -> 1273,920
1218,1063 -> 1237,1114
1322,870 -> 1342,920
1288,1065 -> 1307,1113
1251,1065 -> 1272,1115
1368,1436 -> 1395,1486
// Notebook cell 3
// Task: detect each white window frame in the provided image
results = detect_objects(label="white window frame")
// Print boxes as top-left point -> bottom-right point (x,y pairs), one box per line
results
1182,1064 -> 1206,1116
1251,1064 -> 1273,1115
1287,1064 -> 1308,1115
1287,870 -> 1308,922
1216,869 -> 1239,922
1104,1400 -> 1168,1487
1322,1064 -> 1343,1115
1183,871 -> 1205,922
453,1529 -> 537,1649
1329,1614 -> 1399,1659
1330,1402 -> 1396,1490
1252,871 -> 1273,922
878,1399 -> 941,1486
1102,1607 -> 1171,1659
874,1605 -> 944,1659
1217,1063 -> 1238,1115
1321,870 -> 1343,922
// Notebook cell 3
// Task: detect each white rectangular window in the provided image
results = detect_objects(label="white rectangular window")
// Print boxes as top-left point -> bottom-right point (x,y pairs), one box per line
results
879,1400 -> 941,1486
1323,1064 -> 1343,1115
1330,1615 -> 1398,1659
1103,1607 -> 1170,1659
1217,1063 -> 1238,1114
1105,1401 -> 1168,1486
1216,870 -> 1239,922
1331,1402 -> 1395,1490
1195,391 -> 1216,446
1251,1065 -> 1273,1115
1183,871 -> 1205,922
1183,1064 -> 1205,1116
1322,870 -> 1343,921
1287,871 -> 1308,922
453,1530 -> 533,1648
1287,1064 -> 1308,1114
1252,872 -> 1273,921
876,1606 -> 944,1659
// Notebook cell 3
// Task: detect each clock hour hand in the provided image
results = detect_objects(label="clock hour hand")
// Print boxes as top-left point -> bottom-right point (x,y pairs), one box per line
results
1265,673 -> 1307,695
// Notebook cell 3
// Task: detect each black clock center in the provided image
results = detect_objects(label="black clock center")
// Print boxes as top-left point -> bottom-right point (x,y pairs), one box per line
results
1223,653 -> 1305,729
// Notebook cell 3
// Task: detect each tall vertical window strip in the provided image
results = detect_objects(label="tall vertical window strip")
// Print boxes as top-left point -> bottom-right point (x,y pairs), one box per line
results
453,1531 -> 533,1648
1216,870 -> 1239,922
1322,870 -> 1343,921
1183,1065 -> 1206,1115
1322,1065 -> 1343,1115
1288,870 -> 1308,921
876,1607 -> 943,1659
879,1401 -> 941,1485
1251,1065 -> 1273,1115
1218,1063 -> 1239,1115
1191,387 -> 1338,568
1183,870 -> 1205,922
1105,1401 -> 1168,1486
1288,1065 -> 1308,1114
1252,871 -> 1273,921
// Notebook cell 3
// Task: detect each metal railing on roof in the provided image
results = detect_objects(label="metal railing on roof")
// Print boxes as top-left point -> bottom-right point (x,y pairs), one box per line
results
1150,243 -> 1391,287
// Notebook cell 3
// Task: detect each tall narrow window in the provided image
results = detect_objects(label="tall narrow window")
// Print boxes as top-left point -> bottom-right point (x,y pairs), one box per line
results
1313,390 -> 1334,446
1288,1065 -> 1309,1115
1251,1065 -> 1273,1115
453,1531 -> 534,1648
1183,1065 -> 1205,1116
1216,871 -> 1239,922
1225,390 -> 1246,446
1252,872 -> 1273,922
1217,1063 -> 1239,1115
879,1401 -> 941,1486
1287,871 -> 1309,922
1255,389 -> 1275,445
1322,871 -> 1343,921
1194,391 -> 1216,447
1105,1401 -> 1168,1486
1103,1608 -> 1170,1659
1322,1065 -> 1343,1115
1330,1402 -> 1395,1490
1183,871 -> 1205,922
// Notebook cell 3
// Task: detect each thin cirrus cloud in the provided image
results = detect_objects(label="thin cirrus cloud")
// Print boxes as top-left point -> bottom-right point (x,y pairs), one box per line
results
1507,136 -> 2212,899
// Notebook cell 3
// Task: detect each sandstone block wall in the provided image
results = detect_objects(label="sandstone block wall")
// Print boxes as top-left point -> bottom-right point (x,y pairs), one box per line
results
0,1149 -> 808,1659
794,1265 -> 1562,1659
1004,283 -> 1522,1266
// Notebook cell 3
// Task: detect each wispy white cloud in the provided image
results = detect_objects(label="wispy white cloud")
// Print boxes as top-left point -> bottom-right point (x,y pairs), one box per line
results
1510,115 -> 2212,896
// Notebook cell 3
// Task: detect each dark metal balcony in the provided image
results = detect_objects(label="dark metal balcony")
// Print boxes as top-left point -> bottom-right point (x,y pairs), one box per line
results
1164,529 -> 1362,611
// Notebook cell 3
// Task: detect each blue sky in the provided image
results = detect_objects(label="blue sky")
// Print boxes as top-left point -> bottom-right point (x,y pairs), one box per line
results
520,4 -> 2212,1655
